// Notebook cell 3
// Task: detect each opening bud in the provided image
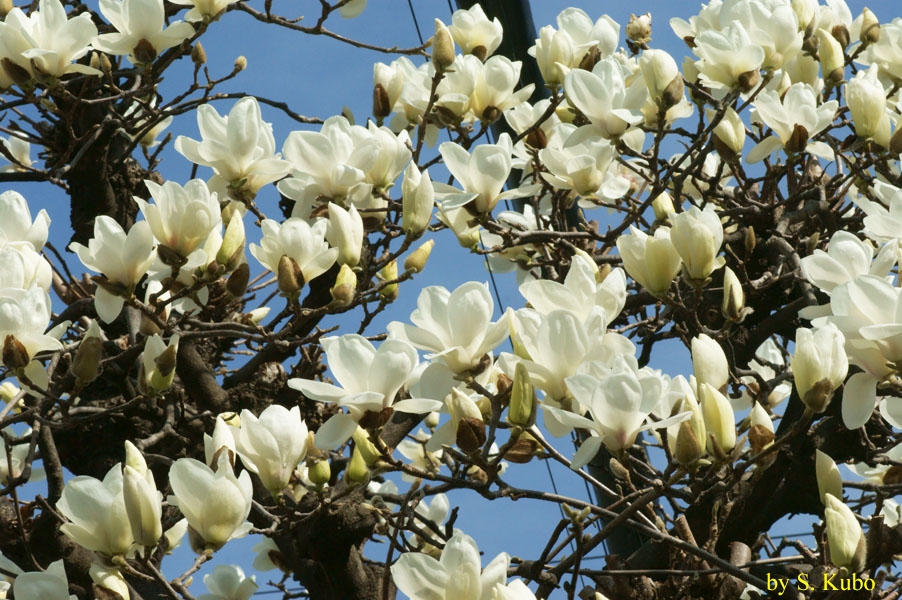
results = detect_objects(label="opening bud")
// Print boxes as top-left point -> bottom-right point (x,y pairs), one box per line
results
432,19 -> 455,70
192,42 -> 207,65
508,362 -> 536,427
404,239 -> 434,273
277,255 -> 304,298
2,335 -> 28,370
330,264 -> 357,307
860,8 -> 880,45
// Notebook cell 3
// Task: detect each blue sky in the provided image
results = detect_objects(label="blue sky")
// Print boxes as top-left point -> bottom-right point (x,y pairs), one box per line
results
4,0 -> 877,596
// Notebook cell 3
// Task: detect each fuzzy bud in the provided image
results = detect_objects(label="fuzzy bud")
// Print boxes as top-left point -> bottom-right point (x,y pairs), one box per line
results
432,19 -> 455,70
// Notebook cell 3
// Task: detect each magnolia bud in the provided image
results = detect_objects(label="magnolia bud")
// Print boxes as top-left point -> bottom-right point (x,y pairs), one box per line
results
425,411 -> 440,429
2,335 -> 28,370
744,226 -> 756,254
791,324 -> 848,414
508,362 -> 536,427
432,19 -> 455,70
748,403 -> 774,454
457,417 -> 486,453
860,8 -> 880,45
347,446 -> 370,484
352,427 -> 382,467
330,264 -> 357,307
709,107 -> 746,159
277,255 -> 304,298
674,420 -> 704,465
234,56 -> 247,71
216,213 -> 245,269
721,267 -> 744,321
404,240 -> 434,273
192,42 -> 207,65
816,449 -> 843,505
699,383 -> 736,457
691,334 -> 729,393
307,459 -> 331,485
0,0 -> 13,18
504,431 -> 540,464
626,13 -> 652,44
824,493 -> 866,571
226,263 -> 250,297
72,320 -> 103,387
737,70 -> 760,93
832,24 -> 851,49
402,163 -> 434,236
816,29 -> 845,85
150,344 -> 178,392
379,260 -> 398,301
651,192 -> 675,220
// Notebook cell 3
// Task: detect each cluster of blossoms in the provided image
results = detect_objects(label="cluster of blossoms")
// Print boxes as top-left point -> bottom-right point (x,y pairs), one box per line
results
3,0 -> 902,597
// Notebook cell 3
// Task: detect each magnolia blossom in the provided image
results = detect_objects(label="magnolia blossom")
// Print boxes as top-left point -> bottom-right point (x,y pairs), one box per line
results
692,22 -> 765,92
846,64 -> 890,146
691,333 -> 729,392
669,206 -> 724,281
824,493 -> 865,570
199,565 -> 258,600
90,564 -> 130,600
391,530 -> 510,600
860,17 -> 902,81
388,282 -> 510,373
249,218 -> 338,287
470,56 -> 534,121
448,4 -> 503,59
719,0 -> 802,70
324,203 -> 363,267
436,133 -> 538,215
800,230 -> 894,293
175,97 -> 291,199
554,7 -> 619,65
169,0 -> 239,22
0,0 -> 98,81
233,405 -> 308,494
564,57 -> 645,143
854,182 -> 902,244
122,442 -> 163,550
136,179 -> 221,260
747,83 -> 838,163
539,131 -> 630,200
617,226 -> 682,297
0,191 -> 50,250
545,356 -> 685,466
169,453 -> 253,551
530,25 -> 576,87
93,0 -> 195,64
57,464 -> 134,557
0,286 -> 62,363
0,137 -> 31,172
401,162 -> 434,236
70,217 -> 157,322
289,334 -> 437,449
141,333 -> 179,394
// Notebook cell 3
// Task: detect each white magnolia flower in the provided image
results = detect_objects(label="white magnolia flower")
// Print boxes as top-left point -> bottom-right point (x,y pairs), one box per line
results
554,7 -> 619,66
169,0 -> 238,22
698,382 -> 736,454
494,580 -> 538,600
204,416 -> 237,467
0,0 -> 98,81
0,137 -> 31,172
360,123 -> 411,191
719,0 -> 802,70
639,49 -> 681,106
57,463 -> 134,557
391,530 -> 510,600
539,129 -> 630,200
0,287 -> 62,362
388,282 -> 510,374
199,565 -> 257,600
401,162 -> 434,236
324,203 -> 363,267
252,537 -> 282,572
448,4 -> 502,58
13,560 -> 75,600
617,226 -> 683,297
692,21 -> 765,92
824,493 -> 865,570
792,323 -> 849,415
249,218 -> 338,286
169,453 -> 253,551
669,205 -> 724,281
529,25 -> 576,87
136,179 -> 221,260
0,191 -> 50,250
233,405 -> 308,494
518,252 -> 626,326
69,217 -> 157,323
747,83 -> 838,163
545,356 -> 686,466
853,182 -> 902,244
471,56 -> 534,121
174,97 -> 291,199
289,334 -> 435,449
691,333 -> 729,392
436,133 -> 538,215
846,64 -> 890,146
800,230 -> 894,293
564,57 -> 646,141
861,17 -> 902,81
94,0 -> 195,64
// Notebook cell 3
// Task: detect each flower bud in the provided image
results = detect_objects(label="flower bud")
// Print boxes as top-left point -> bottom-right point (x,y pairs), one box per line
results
191,42 -> 207,65
670,205 -> 724,282
791,324 -> 848,413
721,267 -> 744,321
674,420 -> 704,465
150,345 -> 177,392
72,320 -> 103,387
860,8 -> 880,45
404,239 -> 434,273
124,440 -> 148,475
832,24 -> 850,49
351,427 -> 382,467
347,446 -> 370,484
748,402 -> 774,454
816,29 -> 845,85
224,264 -> 249,300
425,411 -> 440,429
123,464 -> 163,548
402,163 -> 434,236
234,56 -> 247,71
2,335 -> 28,370
847,64 -> 887,142
824,493 -> 866,571
816,449 -> 843,505
330,263 -> 357,307
699,382 -> 736,457
373,83 -> 391,119
277,255 -> 304,298
216,213 -> 246,269
639,49 -> 682,108
307,459 -> 331,485
379,260 -> 398,301
745,226 -> 756,254
504,430 -> 540,464
508,361 -> 536,427
691,334 -> 729,393
626,13 -> 652,44
709,107 -> 745,159
432,19 -> 455,70
651,192 -> 675,220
